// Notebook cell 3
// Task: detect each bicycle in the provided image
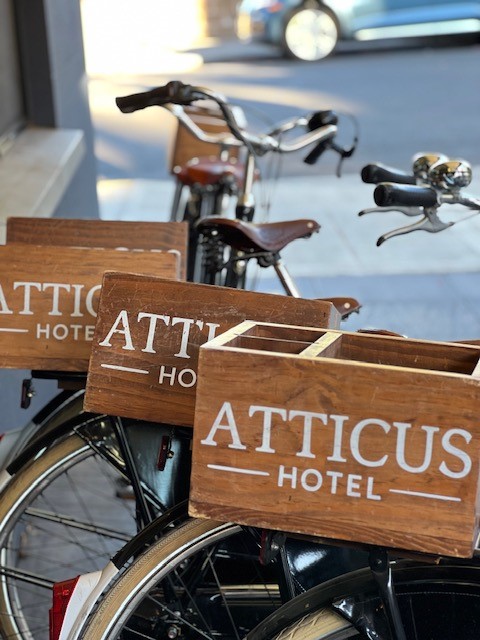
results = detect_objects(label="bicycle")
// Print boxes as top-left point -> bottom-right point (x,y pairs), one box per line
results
168,102 -> 244,223
116,80 -> 358,288
0,82 -> 359,640
58,156 -> 480,640
236,159 -> 480,640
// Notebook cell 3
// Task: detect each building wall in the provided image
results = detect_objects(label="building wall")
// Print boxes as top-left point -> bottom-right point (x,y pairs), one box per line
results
0,0 -> 99,433
201,0 -> 239,39
15,0 -> 99,218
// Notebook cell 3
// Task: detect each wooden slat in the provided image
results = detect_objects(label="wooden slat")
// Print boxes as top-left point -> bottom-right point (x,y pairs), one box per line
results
299,332 -> 342,358
6,217 -> 188,279
0,245 -> 178,370
471,358 -> 480,378
340,333 -> 480,374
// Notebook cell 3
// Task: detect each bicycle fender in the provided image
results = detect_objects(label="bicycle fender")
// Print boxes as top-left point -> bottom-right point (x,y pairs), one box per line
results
112,500 -> 190,569
58,562 -> 119,640
246,560 -> 480,640
5,410 -> 98,476
57,502 -> 190,639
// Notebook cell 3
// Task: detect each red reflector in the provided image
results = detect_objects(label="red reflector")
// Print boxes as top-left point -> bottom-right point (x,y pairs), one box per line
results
49,576 -> 80,640
267,2 -> 283,12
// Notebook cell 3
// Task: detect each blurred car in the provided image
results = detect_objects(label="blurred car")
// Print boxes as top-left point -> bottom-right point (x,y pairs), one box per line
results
236,0 -> 480,61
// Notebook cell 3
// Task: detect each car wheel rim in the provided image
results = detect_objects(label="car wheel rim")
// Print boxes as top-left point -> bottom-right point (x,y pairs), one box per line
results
285,9 -> 337,61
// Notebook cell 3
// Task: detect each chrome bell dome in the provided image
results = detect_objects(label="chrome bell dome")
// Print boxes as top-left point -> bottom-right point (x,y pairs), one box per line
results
412,153 -> 448,182
429,160 -> 472,191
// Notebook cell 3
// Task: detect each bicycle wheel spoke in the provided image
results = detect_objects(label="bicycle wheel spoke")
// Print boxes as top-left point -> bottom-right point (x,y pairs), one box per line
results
207,553 -> 241,640
24,507 -> 133,541
89,523 -> 285,639
0,564 -> 54,589
0,435 -> 139,640
145,593 -> 215,640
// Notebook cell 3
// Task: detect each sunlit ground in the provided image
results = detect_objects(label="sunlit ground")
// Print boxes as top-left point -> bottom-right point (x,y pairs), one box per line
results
80,0 -> 204,75
80,4 -> 480,281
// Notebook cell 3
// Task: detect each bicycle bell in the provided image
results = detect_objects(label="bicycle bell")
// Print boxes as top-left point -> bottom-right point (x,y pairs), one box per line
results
429,159 -> 472,191
411,152 -> 448,182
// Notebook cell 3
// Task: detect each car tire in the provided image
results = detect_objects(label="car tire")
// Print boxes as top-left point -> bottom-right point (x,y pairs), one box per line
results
282,4 -> 339,61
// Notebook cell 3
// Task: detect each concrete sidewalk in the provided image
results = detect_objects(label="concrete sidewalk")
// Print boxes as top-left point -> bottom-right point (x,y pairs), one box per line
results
98,169 -> 480,278
96,171 -> 480,342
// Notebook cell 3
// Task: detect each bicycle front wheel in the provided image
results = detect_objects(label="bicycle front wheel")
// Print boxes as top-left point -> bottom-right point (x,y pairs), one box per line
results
0,432 -> 138,640
78,517 -> 287,640
248,561 -> 480,640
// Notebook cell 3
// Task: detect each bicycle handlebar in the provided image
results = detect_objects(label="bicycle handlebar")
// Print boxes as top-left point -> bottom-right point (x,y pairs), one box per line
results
116,81 -> 355,166
361,163 -> 416,185
116,81 -> 195,112
374,183 -> 439,208
360,155 -> 479,244
361,176 -> 479,245
115,80 -> 232,113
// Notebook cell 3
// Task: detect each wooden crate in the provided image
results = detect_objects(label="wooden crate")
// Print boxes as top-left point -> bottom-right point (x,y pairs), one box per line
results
190,320 -> 480,558
84,275 -> 339,426
6,217 -> 188,279
169,105 -> 241,173
0,245 -> 179,371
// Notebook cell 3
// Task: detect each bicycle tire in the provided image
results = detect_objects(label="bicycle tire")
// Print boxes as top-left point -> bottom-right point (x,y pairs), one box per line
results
248,561 -> 480,640
77,517 -> 289,640
255,608 -> 355,640
0,432 -> 138,640
268,609 -> 353,640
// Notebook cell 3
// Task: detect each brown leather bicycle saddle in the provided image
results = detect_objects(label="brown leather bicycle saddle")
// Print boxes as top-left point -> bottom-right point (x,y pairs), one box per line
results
197,217 -> 320,253
174,156 -> 246,188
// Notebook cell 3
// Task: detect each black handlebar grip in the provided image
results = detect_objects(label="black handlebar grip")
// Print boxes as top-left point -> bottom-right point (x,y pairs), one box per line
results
361,163 -> 416,185
307,110 -> 338,130
303,139 -> 333,165
304,110 -> 338,165
374,183 -> 438,208
116,81 -> 190,113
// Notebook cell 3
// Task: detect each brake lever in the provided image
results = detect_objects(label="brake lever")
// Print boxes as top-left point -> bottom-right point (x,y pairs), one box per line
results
359,205 -> 424,218
331,139 -> 358,178
377,208 -> 453,246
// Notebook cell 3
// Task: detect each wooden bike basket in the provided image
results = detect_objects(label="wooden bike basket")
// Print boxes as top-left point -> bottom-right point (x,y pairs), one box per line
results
190,320 -> 480,558
6,217 -> 188,279
84,274 -> 339,426
169,105 -> 241,173
0,245 -> 179,371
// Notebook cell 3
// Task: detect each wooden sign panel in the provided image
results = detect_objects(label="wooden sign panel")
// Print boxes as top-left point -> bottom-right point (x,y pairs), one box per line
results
84,275 -> 339,426
6,217 -> 188,279
190,321 -> 480,557
0,245 -> 179,371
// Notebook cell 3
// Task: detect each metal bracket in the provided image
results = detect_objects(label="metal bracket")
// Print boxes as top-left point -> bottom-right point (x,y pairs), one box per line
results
20,378 -> 36,409
369,549 -> 407,640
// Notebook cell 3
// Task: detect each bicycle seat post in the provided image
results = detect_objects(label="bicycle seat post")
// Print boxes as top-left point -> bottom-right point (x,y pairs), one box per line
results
272,257 -> 301,297
236,152 -> 256,222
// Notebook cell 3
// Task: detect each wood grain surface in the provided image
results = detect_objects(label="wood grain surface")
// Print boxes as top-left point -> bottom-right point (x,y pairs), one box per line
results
84,275 -> 339,425
190,321 -> 480,557
6,217 -> 188,279
0,245 -> 179,370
